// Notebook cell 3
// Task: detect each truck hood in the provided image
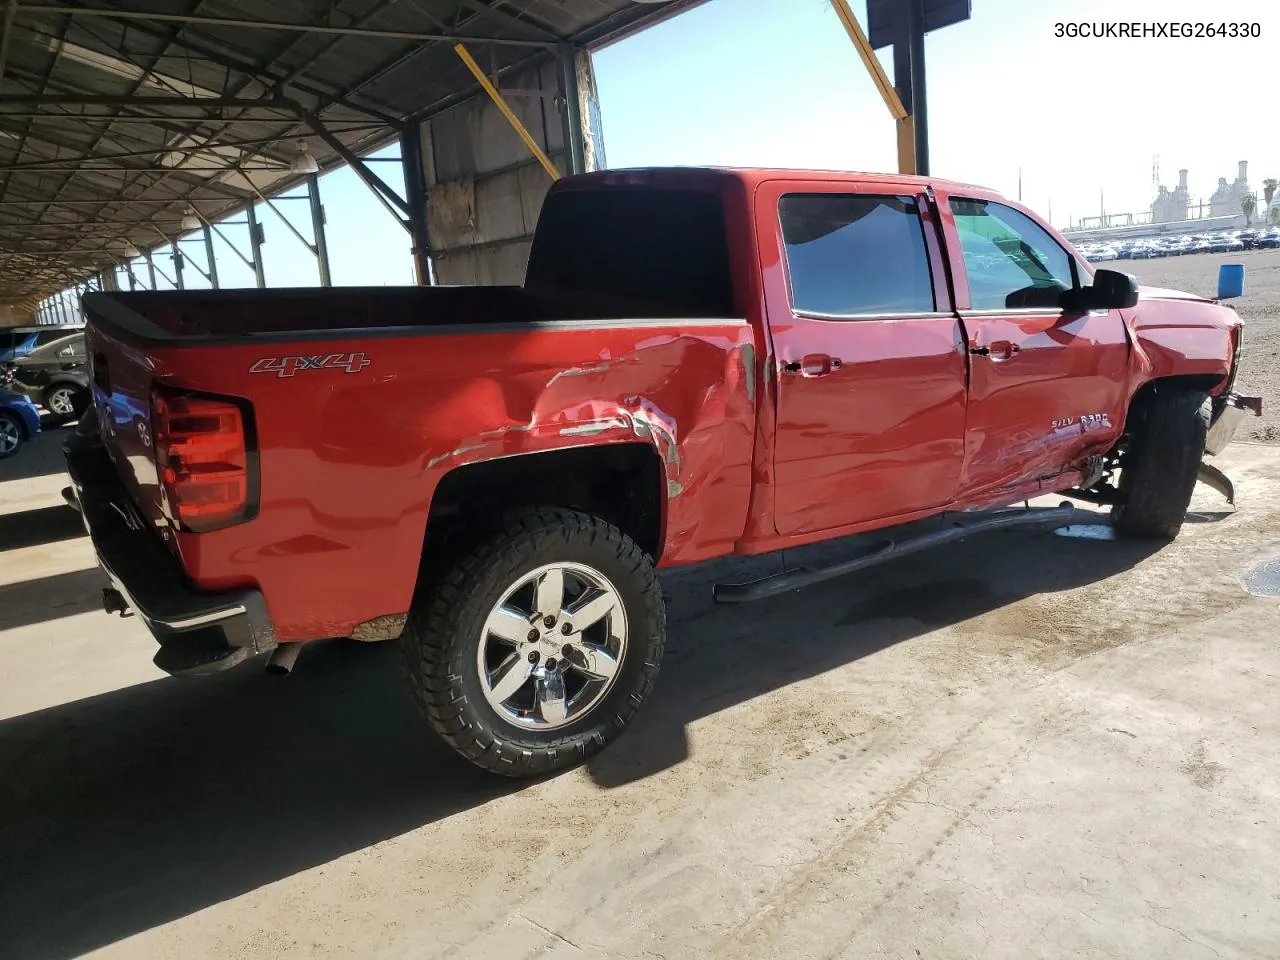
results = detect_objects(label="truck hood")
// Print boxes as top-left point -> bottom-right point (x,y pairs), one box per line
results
1138,285 -> 1217,305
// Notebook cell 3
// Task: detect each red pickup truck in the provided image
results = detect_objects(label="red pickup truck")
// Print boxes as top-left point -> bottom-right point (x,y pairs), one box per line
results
69,167 -> 1259,777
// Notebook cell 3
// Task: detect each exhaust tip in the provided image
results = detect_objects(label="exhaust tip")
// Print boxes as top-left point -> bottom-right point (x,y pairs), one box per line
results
265,642 -> 304,676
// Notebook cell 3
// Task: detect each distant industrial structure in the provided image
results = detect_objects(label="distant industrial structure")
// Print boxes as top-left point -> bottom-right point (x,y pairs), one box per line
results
1064,160 -> 1260,242
1209,161 -> 1254,219
1151,169 -> 1191,223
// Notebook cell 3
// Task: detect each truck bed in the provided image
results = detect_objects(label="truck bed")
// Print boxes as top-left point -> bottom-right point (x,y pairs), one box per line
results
81,289 -> 759,642
87,285 -> 723,343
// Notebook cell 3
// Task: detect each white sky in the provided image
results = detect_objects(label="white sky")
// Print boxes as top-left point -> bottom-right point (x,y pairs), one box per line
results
594,0 -> 1279,228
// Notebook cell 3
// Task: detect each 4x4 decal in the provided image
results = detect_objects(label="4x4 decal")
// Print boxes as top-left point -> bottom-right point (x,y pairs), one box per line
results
249,352 -> 370,378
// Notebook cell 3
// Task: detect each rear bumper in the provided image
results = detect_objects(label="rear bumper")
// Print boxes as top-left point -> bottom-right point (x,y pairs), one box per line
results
64,434 -> 276,677
1206,393 -> 1264,456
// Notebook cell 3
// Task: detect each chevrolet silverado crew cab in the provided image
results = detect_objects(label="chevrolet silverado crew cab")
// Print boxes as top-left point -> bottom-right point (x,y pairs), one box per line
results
68,168 -> 1261,777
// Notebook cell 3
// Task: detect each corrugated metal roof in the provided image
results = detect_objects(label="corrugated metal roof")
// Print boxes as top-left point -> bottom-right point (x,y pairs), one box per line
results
0,0 -> 707,306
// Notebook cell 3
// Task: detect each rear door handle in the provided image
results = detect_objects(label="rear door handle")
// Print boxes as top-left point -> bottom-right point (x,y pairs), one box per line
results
782,354 -> 842,378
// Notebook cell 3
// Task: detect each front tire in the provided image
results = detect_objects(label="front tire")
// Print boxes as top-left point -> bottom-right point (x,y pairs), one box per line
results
1112,386 -> 1209,539
400,507 -> 666,778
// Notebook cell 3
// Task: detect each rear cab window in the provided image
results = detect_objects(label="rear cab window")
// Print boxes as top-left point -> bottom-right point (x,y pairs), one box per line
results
526,186 -> 736,318
778,194 -> 936,317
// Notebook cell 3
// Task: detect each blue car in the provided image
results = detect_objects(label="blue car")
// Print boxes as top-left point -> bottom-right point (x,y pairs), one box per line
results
0,388 -> 42,459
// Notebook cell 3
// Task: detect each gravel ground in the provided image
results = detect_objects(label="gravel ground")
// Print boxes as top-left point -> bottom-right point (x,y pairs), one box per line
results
1111,248 -> 1280,440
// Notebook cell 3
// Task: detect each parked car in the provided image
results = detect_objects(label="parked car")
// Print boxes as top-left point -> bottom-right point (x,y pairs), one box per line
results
0,388 -> 42,459
0,323 -> 85,364
67,167 -> 1260,777
9,332 -> 90,420
1256,230 -> 1280,249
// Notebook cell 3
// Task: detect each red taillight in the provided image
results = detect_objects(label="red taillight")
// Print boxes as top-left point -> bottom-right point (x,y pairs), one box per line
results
151,386 -> 254,532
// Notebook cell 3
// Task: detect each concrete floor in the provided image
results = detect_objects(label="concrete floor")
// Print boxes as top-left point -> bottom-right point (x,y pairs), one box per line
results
3,428 -> 1280,960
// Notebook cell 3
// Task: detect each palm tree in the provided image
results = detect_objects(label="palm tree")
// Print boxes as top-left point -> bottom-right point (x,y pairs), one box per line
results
1264,179 -> 1278,221
1242,195 -> 1256,226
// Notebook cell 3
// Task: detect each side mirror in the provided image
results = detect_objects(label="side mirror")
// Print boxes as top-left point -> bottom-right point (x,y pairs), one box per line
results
1218,263 -> 1245,300
1067,268 -> 1139,311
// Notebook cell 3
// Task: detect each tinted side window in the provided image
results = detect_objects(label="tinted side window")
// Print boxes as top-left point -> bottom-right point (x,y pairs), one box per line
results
779,194 -> 935,317
951,199 -> 1076,310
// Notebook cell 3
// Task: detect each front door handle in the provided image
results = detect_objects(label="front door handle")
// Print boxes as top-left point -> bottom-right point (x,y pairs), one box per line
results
970,341 -> 1021,361
782,354 -> 842,378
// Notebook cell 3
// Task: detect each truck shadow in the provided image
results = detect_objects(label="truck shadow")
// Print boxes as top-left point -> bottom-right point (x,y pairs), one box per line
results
0,424 -> 76,484
0,526 -> 1157,959
585,525 -> 1161,788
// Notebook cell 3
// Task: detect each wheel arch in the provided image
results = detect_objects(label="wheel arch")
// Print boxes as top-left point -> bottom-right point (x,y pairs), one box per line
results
1125,374 -> 1221,429
420,443 -> 667,580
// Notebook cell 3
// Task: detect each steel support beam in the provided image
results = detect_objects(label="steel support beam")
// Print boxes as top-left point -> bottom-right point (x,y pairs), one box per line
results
454,43 -> 560,181
454,0 -> 559,41
306,173 -> 331,287
202,223 -> 220,289
905,0 -> 929,176
0,0 -> 18,90
557,43 -> 585,176
828,0 -> 914,176
246,203 -> 266,288
0,131 -> 318,173
14,7 -> 556,48
0,94 -> 302,113
399,122 -> 432,286
208,220 -> 255,272
304,113 -> 410,217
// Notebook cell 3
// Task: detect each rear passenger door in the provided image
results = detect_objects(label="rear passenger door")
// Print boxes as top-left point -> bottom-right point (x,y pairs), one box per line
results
937,193 -> 1129,499
759,179 -> 968,537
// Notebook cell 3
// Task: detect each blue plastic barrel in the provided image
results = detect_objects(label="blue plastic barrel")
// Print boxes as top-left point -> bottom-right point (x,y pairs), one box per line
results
1218,263 -> 1245,300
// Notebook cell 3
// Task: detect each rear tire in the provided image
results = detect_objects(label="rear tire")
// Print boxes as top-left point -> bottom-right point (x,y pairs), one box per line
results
400,507 -> 666,778
1112,386 -> 1209,540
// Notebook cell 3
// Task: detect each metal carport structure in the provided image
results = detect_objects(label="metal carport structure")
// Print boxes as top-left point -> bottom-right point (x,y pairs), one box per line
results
0,0 -> 708,318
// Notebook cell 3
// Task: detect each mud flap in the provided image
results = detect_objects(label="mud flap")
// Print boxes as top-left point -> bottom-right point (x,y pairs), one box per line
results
1197,462 -> 1235,505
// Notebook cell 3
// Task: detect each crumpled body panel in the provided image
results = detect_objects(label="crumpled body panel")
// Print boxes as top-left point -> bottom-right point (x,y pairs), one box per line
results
151,319 -> 757,641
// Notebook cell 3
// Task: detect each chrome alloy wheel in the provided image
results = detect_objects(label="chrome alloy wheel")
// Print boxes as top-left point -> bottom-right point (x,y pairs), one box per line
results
477,562 -> 628,730
47,387 -> 75,416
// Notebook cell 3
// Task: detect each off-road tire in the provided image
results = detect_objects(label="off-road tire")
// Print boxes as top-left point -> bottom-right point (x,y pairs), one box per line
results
1112,386 -> 1209,539
400,507 -> 666,778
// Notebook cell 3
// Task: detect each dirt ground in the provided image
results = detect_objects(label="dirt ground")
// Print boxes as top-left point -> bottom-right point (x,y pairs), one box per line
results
3,424 -> 1280,959
1114,247 -> 1280,439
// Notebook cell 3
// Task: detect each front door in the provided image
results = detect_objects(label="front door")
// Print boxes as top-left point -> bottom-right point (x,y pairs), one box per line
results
760,179 -> 969,537
937,193 -> 1130,501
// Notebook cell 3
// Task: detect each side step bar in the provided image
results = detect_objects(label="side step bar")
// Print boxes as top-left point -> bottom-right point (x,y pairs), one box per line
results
713,503 -> 1083,604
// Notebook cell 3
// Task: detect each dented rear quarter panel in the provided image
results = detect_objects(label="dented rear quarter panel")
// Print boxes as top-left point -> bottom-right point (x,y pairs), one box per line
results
146,319 -> 757,641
